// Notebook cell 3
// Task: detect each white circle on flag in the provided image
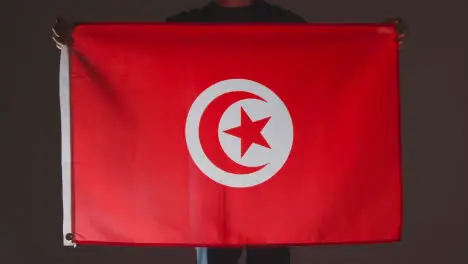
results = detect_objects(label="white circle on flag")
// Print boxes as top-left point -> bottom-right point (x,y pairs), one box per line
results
185,79 -> 294,188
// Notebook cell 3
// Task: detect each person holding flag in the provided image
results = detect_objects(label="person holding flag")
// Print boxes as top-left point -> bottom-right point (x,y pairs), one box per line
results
52,1 -> 405,264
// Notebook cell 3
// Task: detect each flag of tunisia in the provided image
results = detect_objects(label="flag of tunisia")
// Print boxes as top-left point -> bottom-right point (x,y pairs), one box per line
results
59,23 -> 402,247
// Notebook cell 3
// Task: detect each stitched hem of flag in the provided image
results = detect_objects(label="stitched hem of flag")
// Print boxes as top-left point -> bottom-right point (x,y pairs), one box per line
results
60,45 -> 75,247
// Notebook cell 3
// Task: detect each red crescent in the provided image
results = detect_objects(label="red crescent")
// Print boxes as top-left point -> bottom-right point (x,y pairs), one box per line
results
199,91 -> 267,174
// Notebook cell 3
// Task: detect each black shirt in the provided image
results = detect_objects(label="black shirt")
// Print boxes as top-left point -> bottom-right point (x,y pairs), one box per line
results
165,0 -> 306,23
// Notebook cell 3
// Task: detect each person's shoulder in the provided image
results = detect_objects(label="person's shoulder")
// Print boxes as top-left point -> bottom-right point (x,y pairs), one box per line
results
165,3 -> 211,22
260,1 -> 307,23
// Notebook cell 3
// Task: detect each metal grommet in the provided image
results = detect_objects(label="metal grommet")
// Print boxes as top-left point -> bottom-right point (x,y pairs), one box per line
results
65,233 -> 74,241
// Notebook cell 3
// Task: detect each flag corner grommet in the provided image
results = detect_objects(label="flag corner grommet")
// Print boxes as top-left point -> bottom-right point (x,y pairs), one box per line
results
65,233 -> 73,241
64,233 -> 76,247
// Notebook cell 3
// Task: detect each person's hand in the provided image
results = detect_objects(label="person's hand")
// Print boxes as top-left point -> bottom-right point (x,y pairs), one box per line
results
383,17 -> 407,46
52,16 -> 74,50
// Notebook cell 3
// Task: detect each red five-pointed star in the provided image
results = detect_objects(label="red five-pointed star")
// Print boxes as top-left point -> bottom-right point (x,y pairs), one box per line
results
223,107 -> 272,157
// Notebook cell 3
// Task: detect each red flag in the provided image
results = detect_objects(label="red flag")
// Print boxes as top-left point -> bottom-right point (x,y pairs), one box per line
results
60,24 -> 402,247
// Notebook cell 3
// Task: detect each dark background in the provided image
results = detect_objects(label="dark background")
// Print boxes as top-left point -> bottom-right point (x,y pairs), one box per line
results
2,0 -> 467,263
